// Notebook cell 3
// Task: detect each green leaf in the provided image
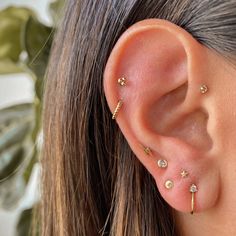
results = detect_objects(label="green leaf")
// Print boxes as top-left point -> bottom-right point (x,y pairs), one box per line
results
22,16 -> 53,80
0,7 -> 35,74
0,103 -> 33,131
0,113 -> 34,154
0,173 -> 26,209
16,208 -> 33,236
49,0 -> 65,25
0,104 -> 34,182
0,59 -> 24,74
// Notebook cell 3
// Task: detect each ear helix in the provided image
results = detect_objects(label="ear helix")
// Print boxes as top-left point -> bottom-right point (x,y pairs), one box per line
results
111,77 -> 208,214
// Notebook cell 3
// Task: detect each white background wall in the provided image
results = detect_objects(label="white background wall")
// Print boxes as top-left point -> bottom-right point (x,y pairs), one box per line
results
0,1 -> 50,235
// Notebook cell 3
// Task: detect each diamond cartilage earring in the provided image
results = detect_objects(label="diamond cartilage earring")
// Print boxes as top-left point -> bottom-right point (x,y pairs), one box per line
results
165,180 -> 174,190
157,159 -> 168,168
190,184 -> 198,214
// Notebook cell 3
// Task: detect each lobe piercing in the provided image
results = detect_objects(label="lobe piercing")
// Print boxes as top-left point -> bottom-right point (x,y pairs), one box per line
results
200,84 -> 208,94
181,170 -> 189,178
118,77 -> 127,86
165,180 -> 174,189
112,100 -> 123,120
157,159 -> 168,168
190,184 -> 198,214
143,147 -> 151,156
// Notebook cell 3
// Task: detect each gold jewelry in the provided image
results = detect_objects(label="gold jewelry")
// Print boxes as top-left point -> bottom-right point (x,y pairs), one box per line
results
181,170 -> 189,178
143,147 -> 151,156
118,77 -> 127,86
190,184 -> 198,214
112,100 -> 123,120
165,180 -> 174,189
200,85 -> 208,94
157,159 -> 168,168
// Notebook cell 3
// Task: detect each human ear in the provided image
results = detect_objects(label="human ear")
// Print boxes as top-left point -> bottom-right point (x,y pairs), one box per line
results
103,19 -> 220,214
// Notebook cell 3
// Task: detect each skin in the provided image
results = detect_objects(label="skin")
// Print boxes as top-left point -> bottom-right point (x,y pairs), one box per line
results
103,19 -> 236,236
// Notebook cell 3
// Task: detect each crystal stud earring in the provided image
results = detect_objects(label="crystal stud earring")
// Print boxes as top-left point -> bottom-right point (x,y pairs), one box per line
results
157,159 -> 168,168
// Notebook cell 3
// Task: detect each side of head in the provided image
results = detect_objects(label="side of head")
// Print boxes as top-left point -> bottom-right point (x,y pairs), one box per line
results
42,1 -> 236,235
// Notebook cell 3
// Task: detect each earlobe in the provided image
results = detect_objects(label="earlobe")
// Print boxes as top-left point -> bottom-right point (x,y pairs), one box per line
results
104,19 -> 220,214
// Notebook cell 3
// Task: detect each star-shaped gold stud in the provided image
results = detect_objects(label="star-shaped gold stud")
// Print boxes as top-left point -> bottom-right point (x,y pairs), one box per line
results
181,170 -> 189,178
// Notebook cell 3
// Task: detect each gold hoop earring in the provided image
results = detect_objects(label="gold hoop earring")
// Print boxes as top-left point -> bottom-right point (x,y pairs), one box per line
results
112,100 -> 123,120
190,184 -> 198,214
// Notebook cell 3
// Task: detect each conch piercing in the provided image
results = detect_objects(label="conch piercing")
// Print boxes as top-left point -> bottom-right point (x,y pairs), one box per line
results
157,159 -> 168,168
165,180 -> 174,189
200,84 -> 208,94
190,184 -> 198,214
112,100 -> 123,120
118,77 -> 127,86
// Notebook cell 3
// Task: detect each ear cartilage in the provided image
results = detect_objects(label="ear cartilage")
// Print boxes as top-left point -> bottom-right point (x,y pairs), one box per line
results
190,184 -> 198,215
200,84 -> 209,94
112,100 -> 123,120
118,77 -> 127,86
143,147 -> 152,156
157,159 -> 168,168
181,170 -> 189,178
165,180 -> 174,189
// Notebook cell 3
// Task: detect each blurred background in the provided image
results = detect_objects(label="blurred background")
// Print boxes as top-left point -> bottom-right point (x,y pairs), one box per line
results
0,0 -> 64,235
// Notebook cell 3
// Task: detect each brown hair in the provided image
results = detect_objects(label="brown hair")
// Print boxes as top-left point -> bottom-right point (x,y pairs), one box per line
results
42,0 -> 236,235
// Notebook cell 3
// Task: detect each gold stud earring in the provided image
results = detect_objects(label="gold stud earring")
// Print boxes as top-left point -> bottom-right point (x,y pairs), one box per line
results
190,184 -> 198,214
181,170 -> 189,178
165,180 -> 174,189
157,159 -> 168,168
200,84 -> 208,94
112,100 -> 123,120
118,77 -> 127,86
143,147 -> 152,156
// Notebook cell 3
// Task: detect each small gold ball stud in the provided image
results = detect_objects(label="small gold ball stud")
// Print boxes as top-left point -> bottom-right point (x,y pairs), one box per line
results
165,180 -> 174,189
118,77 -> 126,86
200,85 -> 208,94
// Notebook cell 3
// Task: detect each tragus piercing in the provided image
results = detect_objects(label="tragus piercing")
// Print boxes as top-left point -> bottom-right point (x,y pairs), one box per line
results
112,100 -> 123,120
190,184 -> 198,215
200,84 -> 208,94
118,77 -> 127,86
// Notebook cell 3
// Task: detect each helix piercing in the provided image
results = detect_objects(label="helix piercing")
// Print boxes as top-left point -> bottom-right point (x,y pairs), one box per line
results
143,147 -> 152,156
181,170 -> 189,178
112,100 -> 123,120
190,184 -> 198,214
165,180 -> 174,189
200,84 -> 208,94
118,77 -> 127,86
157,159 -> 168,168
